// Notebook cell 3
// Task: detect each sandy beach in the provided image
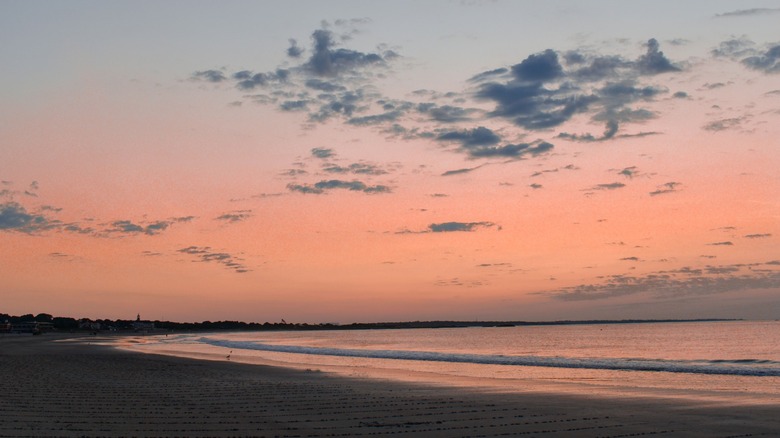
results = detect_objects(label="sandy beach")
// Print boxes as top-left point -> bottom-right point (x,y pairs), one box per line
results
1,333 -> 778,437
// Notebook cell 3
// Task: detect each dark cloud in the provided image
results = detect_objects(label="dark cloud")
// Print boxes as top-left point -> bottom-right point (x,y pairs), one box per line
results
636,38 -> 681,75
311,147 -> 335,159
441,165 -> 484,176
545,261 -> 780,301
428,221 -> 497,232
417,104 -> 480,123
322,162 -> 388,175
511,49 -> 563,82
347,110 -> 403,126
437,126 -> 501,147
618,166 -> 638,178
477,80 -> 598,130
590,182 -> 625,191
436,127 -> 553,159
305,28 -> 386,77
649,181 -> 681,196
468,67 -> 509,83
468,141 -> 554,159
529,183 -> 543,189
0,202 -> 59,233
570,56 -> 627,82
107,220 -> 173,236
105,217 -> 192,236
702,117 -> 745,131
715,8 -> 780,17
744,233 -> 772,239
215,210 -> 253,223
192,69 -> 227,82
287,179 -> 391,195
707,241 -> 734,246
287,38 -> 304,58
475,40 -> 677,135
673,91 -> 689,98
711,37 -> 757,58
558,119 -> 620,142
178,246 -> 251,273
279,100 -> 309,111
741,44 -> 780,74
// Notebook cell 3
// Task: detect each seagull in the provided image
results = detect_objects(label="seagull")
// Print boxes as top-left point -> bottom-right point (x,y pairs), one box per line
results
226,350 -> 232,360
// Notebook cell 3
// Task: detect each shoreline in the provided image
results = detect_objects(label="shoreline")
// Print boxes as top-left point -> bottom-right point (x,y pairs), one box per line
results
2,334 -> 778,437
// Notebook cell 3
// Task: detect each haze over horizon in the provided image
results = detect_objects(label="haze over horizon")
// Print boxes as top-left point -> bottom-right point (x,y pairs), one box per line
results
2,1 -> 779,323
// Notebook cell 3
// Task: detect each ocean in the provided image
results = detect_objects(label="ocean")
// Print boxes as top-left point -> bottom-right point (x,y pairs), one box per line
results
117,320 -> 780,405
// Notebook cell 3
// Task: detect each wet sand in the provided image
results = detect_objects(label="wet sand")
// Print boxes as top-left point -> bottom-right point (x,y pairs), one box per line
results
1,333 -> 778,437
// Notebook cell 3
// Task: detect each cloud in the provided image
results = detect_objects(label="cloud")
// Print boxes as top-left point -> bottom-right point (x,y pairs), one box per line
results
437,126 -> 501,147
618,166 -> 639,178
287,179 -> 391,195
192,69 -> 227,82
428,221 -> 497,232
475,40 -> 677,136
322,162 -> 388,175
0,202 -> 59,233
396,221 -> 499,234
287,38 -> 304,58
511,49 -> 564,82
715,8 -> 780,17
215,210 -> 253,223
558,119 -> 620,142
702,117 -> 746,131
649,181 -> 681,196
589,182 -> 626,191
105,216 -> 192,236
707,241 -> 734,246
441,165 -> 485,176
741,44 -> 780,74
545,261 -> 780,301
636,38 -> 681,75
178,246 -> 251,273
744,233 -> 772,239
435,127 -> 554,159
311,147 -> 335,159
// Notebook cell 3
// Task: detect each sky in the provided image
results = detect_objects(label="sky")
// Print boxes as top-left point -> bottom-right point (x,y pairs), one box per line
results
1,0 -> 779,323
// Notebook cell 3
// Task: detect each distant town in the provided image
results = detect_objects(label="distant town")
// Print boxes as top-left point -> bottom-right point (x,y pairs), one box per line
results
0,312 -> 739,335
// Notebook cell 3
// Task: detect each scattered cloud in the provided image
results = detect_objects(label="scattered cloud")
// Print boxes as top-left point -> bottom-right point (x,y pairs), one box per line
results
397,221 -> 499,234
744,233 -> 772,239
322,162 -> 388,175
715,8 -> 780,18
215,210 -> 253,223
590,182 -> 626,191
311,147 -> 335,159
741,44 -> 780,74
707,241 -> 734,246
428,221 -> 497,232
649,181 -> 681,196
178,246 -> 251,273
545,260 -> 780,301
287,179 -> 391,195
441,165 -> 485,176
0,202 -> 60,234
703,116 -> 747,131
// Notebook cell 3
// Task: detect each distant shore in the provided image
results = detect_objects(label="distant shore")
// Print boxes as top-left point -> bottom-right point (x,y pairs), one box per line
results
2,332 -> 778,437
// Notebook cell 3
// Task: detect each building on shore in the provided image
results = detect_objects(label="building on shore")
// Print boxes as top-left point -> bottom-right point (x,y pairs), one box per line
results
132,314 -> 155,332
9,321 -> 54,334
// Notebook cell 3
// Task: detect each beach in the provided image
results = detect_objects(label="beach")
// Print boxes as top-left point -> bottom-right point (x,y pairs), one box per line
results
1,334 -> 778,437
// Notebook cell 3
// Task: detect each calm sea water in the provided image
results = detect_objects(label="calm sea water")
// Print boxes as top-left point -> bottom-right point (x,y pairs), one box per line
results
119,320 -> 780,404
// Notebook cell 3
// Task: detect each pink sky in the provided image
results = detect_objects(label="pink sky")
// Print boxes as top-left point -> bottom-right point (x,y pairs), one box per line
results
1,1 -> 779,322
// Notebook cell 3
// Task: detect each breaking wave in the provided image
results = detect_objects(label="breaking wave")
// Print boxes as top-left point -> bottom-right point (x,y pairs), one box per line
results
197,337 -> 780,377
